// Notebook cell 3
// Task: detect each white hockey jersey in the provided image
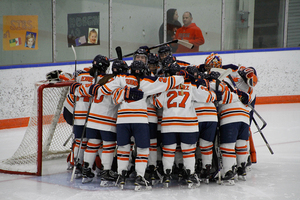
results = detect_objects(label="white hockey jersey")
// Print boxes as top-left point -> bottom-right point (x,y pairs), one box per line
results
96,74 -> 184,124
210,79 -> 250,126
151,81 -> 217,133
84,75 -> 119,133
72,71 -> 94,126
192,84 -> 218,122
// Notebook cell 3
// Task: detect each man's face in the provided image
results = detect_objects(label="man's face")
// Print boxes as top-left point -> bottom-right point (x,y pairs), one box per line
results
182,13 -> 192,27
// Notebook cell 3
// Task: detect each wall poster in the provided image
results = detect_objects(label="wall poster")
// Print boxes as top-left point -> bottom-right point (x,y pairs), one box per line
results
3,15 -> 38,51
67,12 -> 100,47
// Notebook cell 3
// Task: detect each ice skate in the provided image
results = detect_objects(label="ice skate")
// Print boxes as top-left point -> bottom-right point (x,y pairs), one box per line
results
200,164 -> 212,184
74,163 -> 83,179
134,175 -> 152,191
115,170 -> 126,190
148,165 -> 163,185
222,170 -> 235,186
100,170 -> 118,187
246,156 -> 252,172
237,162 -> 247,181
163,169 -> 172,188
177,163 -> 185,182
185,169 -> 200,188
82,163 -> 94,183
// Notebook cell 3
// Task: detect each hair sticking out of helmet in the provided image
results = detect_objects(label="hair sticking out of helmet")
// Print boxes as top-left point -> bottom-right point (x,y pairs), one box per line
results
205,53 -> 222,68
92,54 -> 110,72
112,60 -> 128,75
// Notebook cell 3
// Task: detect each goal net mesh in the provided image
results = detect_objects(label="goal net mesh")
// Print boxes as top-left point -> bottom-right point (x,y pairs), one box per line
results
0,81 -> 73,175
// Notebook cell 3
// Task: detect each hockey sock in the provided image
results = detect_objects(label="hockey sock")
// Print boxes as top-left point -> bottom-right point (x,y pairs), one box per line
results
162,144 -> 176,173
84,139 -> 101,167
236,139 -> 248,167
220,143 -> 236,177
117,144 -> 131,174
174,144 -> 183,168
135,147 -> 149,177
181,142 -> 197,174
199,138 -> 214,167
101,141 -> 116,170
148,138 -> 157,167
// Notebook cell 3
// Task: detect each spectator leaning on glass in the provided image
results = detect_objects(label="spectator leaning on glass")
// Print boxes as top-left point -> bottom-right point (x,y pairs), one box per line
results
174,11 -> 205,53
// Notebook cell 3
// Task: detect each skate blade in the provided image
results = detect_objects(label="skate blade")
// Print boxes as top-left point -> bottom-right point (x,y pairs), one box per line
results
117,184 -> 125,190
238,175 -> 247,181
163,182 -> 169,188
74,173 -> 82,179
82,177 -> 93,184
134,185 -> 152,191
100,180 -> 116,187
222,179 -> 235,186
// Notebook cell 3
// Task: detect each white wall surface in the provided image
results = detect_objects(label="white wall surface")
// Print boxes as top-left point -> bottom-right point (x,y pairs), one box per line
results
0,49 -> 299,120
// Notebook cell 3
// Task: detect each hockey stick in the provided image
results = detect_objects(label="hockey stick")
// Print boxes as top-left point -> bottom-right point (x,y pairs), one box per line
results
247,103 -> 267,131
115,46 -> 123,60
210,67 -> 232,184
214,67 -> 267,130
110,40 -> 194,61
63,45 -> 77,147
70,70 -> 98,182
252,117 -> 274,154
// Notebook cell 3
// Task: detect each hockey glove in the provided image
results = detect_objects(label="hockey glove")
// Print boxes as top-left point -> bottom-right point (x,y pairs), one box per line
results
178,70 -> 195,82
89,84 -> 101,96
204,71 -> 221,81
70,82 -> 81,94
213,90 -> 223,102
124,86 -> 144,101
235,89 -> 249,104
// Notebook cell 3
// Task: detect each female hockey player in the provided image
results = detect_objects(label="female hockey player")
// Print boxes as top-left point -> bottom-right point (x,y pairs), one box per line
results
203,53 -> 252,185
150,62 -> 222,188
87,60 -> 185,190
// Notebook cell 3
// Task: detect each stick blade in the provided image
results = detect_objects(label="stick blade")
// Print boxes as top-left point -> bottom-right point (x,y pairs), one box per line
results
115,46 -> 123,60
177,39 -> 194,49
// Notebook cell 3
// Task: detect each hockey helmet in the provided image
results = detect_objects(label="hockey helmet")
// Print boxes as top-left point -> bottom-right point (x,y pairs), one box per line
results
92,54 -> 110,72
165,62 -> 181,76
130,60 -> 147,76
112,60 -> 129,75
162,55 -> 176,68
148,53 -> 159,65
186,65 -> 198,78
205,53 -> 222,69
133,48 -> 148,64
158,44 -> 172,60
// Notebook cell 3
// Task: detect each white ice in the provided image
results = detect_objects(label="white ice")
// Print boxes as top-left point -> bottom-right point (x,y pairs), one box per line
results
0,103 -> 300,200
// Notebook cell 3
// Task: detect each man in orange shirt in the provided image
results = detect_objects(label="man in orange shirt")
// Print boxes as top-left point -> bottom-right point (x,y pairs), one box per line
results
174,12 -> 205,53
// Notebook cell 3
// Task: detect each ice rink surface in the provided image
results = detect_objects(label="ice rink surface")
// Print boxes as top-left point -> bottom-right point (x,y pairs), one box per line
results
0,103 -> 299,200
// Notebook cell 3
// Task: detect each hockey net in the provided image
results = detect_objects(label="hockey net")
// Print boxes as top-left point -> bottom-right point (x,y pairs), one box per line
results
0,80 -> 74,175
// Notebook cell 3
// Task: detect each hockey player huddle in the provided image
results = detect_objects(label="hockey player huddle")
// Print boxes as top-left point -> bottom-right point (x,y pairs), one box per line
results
59,44 -> 258,191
